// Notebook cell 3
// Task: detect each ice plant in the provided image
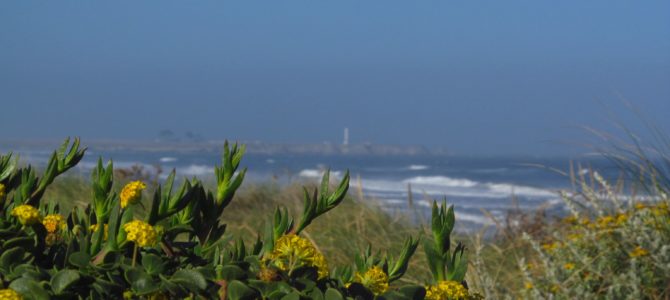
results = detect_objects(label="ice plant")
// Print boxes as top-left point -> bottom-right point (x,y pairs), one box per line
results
0,288 -> 22,300
352,266 -> 389,295
123,219 -> 157,247
11,204 -> 41,225
42,214 -> 65,233
425,280 -> 469,300
266,233 -> 329,279
1,138 -> 484,298
120,180 -> 146,208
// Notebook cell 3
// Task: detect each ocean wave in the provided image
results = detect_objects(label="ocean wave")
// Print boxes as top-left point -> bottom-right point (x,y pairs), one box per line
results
407,164 -> 429,171
159,157 -> 178,163
357,176 -> 557,200
298,169 -> 342,179
403,176 -> 478,188
178,164 -> 215,176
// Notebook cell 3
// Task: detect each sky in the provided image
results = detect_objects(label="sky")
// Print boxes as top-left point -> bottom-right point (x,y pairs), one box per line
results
1,1 -> 669,155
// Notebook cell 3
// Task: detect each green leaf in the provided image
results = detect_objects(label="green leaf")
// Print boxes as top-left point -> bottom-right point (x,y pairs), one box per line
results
227,280 -> 260,300
219,265 -> 247,281
0,247 -> 25,272
171,269 -> 207,292
125,268 -> 158,295
2,236 -> 35,250
68,251 -> 91,268
324,288 -> 344,300
141,254 -> 166,276
9,278 -> 50,300
380,291 -> 412,300
281,291 -> 301,300
51,269 -> 81,295
398,285 -> 426,300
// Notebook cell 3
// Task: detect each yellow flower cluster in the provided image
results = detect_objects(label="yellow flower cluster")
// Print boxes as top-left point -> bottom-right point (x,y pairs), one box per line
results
629,246 -> 649,258
425,280 -> 469,300
0,288 -> 22,300
592,213 -> 628,229
123,220 -> 158,247
0,183 -> 5,199
90,224 -> 109,241
42,214 -> 66,233
541,241 -> 560,252
120,181 -> 146,209
353,266 -> 389,295
563,263 -> 575,270
11,205 -> 41,225
266,234 -> 329,279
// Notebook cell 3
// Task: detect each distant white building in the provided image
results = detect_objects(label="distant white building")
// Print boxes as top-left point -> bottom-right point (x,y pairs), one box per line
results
343,127 -> 349,146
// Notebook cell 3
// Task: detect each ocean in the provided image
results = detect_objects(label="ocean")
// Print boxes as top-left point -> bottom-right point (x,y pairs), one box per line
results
5,145 -> 623,232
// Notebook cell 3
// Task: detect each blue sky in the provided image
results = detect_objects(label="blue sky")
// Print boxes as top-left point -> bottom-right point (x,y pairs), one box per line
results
1,1 -> 669,155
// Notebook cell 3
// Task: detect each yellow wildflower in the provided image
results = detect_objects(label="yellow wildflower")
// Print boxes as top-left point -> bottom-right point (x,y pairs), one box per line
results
0,288 -> 22,300
42,214 -> 66,233
524,281 -> 533,290
596,215 -> 614,228
567,233 -> 583,242
629,246 -> 649,258
541,242 -> 559,252
11,205 -> 41,225
425,280 -> 469,300
614,213 -> 628,226
651,203 -> 669,217
90,224 -> 109,241
634,202 -> 647,210
267,234 -> 329,279
563,263 -> 575,270
353,266 -> 389,295
123,220 -> 158,247
120,181 -> 146,209
562,215 -> 577,225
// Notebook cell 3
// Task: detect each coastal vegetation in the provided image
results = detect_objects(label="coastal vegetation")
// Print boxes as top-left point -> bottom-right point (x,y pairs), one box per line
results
1,136 -> 668,299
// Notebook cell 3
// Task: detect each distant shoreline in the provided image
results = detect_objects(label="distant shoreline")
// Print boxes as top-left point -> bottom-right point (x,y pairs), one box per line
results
0,138 -> 448,156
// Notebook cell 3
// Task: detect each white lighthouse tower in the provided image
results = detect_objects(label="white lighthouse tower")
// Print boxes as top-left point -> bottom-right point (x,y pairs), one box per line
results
343,127 -> 349,146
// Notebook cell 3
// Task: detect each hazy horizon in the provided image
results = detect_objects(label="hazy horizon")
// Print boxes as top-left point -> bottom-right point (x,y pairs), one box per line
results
1,1 -> 669,155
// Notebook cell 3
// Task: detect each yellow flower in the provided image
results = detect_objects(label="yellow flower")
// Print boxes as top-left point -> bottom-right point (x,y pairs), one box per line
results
0,183 -> 5,199
596,215 -> 614,228
11,205 -> 41,225
524,281 -> 533,290
563,263 -> 575,270
266,234 -> 329,279
562,215 -> 578,225
614,213 -> 628,226
0,288 -> 22,300
42,214 -> 66,233
353,266 -> 389,295
120,181 -> 147,209
634,202 -> 647,210
629,246 -> 649,258
567,233 -> 583,242
123,220 -> 158,247
425,280 -> 469,300
90,224 -> 109,241
541,241 -> 559,252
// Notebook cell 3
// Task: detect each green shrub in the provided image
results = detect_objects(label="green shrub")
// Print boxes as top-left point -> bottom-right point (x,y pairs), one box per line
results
0,138 -> 481,300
